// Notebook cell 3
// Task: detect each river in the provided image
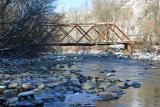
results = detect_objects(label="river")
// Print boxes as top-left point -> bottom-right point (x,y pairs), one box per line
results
66,55 -> 160,107
1,54 -> 160,107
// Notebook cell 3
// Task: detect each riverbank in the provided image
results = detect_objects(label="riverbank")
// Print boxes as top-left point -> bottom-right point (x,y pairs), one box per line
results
62,47 -> 160,61
0,54 -> 142,107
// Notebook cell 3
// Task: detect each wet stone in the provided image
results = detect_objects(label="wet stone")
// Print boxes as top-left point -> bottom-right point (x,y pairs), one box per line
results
18,91 -> 35,101
37,83 -> 45,90
42,95 -> 55,102
32,100 -> 44,107
82,82 -> 95,92
98,91 -> 119,101
7,97 -> 18,107
0,97 -> 7,106
3,90 -> 17,98
0,86 -> 6,94
107,86 -> 123,95
22,83 -> 34,90
131,81 -> 141,88
8,82 -> 18,89
57,94 -> 65,101
106,73 -> 116,77
16,101 -> 35,107
98,82 -> 111,91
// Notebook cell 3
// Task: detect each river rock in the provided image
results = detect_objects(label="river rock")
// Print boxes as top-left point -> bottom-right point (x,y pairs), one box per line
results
37,83 -> 45,89
39,66 -> 48,71
7,97 -> 18,107
57,94 -> 65,101
0,97 -> 7,106
0,86 -> 6,93
82,82 -> 95,91
22,83 -> 33,90
106,73 -> 115,77
18,91 -> 35,101
122,80 -> 131,89
98,91 -> 119,101
16,101 -> 35,107
131,81 -> 141,88
3,90 -> 17,98
8,82 -> 18,89
98,82 -> 111,91
151,67 -> 158,69
32,100 -> 44,106
109,77 -> 122,84
42,95 -> 55,102
110,70 -> 116,73
107,86 -> 123,94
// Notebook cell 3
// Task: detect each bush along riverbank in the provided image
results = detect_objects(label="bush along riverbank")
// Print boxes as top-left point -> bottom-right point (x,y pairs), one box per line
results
0,54 -> 141,106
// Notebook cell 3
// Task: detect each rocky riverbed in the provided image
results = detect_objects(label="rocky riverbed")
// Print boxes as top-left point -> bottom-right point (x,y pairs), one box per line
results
0,54 -> 142,107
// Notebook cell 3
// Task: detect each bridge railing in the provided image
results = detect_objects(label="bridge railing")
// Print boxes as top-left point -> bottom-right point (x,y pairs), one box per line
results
42,23 -> 131,45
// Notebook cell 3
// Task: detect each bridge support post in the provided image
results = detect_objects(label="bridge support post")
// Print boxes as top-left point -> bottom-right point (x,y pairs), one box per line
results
124,43 -> 134,55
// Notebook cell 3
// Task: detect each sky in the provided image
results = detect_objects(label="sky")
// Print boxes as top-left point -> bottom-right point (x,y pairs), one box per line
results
56,0 -> 92,12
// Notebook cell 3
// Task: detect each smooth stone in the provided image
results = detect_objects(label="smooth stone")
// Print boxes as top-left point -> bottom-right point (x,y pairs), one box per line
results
32,100 -> 44,106
16,101 -> 35,107
37,84 -> 45,89
42,95 -> 55,101
0,86 -> 6,93
0,97 -> 7,106
46,82 -> 65,88
8,82 -> 18,89
82,83 -> 94,91
39,66 -> 48,71
22,83 -> 33,90
100,71 -> 105,73
151,67 -> 158,69
110,70 -> 116,73
57,94 -> 65,101
124,80 -> 131,88
7,97 -> 18,106
99,82 -> 111,90
131,81 -> 141,88
3,90 -> 17,98
18,91 -> 35,101
98,91 -> 119,100
107,86 -> 123,93
109,77 -> 121,83
106,73 -> 115,77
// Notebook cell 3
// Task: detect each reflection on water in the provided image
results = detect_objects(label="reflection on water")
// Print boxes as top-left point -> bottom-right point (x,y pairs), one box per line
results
71,55 -> 160,107
96,85 -> 160,107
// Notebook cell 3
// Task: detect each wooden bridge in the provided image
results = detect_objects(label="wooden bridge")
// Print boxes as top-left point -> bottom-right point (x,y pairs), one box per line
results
42,23 -> 133,54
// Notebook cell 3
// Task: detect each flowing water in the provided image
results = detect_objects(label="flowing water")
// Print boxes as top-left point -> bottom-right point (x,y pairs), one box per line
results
68,55 -> 160,107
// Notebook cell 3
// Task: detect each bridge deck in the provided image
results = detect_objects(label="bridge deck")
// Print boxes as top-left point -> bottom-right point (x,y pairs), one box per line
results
43,42 -> 130,46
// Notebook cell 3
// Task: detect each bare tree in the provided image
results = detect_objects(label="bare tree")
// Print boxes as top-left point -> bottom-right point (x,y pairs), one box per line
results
0,0 -> 63,58
139,0 -> 160,52
92,0 -> 122,23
